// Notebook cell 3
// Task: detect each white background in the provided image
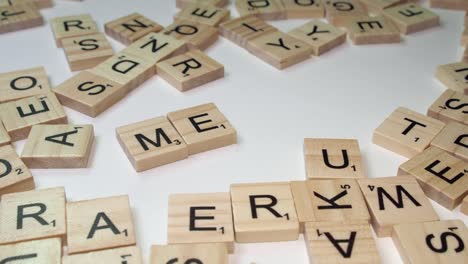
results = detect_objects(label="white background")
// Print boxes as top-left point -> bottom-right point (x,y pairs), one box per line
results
1,0 -> 468,263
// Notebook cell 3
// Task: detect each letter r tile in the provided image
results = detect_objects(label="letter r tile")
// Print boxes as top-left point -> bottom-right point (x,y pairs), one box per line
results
167,192 -> 234,253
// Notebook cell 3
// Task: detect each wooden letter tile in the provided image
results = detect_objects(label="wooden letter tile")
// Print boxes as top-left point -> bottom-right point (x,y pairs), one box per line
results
348,16 -> 401,45
63,246 -> 142,264
304,138 -> 365,179
235,0 -> 286,20
358,176 -> 439,237
163,20 -> 218,50
0,0 -> 53,9
167,193 -> 234,253
291,180 -> 370,233
54,70 -> 128,117
67,195 -> 136,254
230,182 -> 299,243
282,0 -> 325,19
62,33 -> 114,72
436,62 -> 468,95
0,67 -> 51,103
0,238 -> 62,264
360,0 -> 405,13
21,124 -> 94,168
462,195 -> 468,215
51,14 -> 98,47
0,3 -> 43,34
174,4 -> 230,27
392,220 -> 468,264
304,222 -> 380,264
399,146 -> 468,210
246,31 -> 312,69
0,145 -> 34,197
372,107 -> 445,158
0,93 -> 68,141
0,187 -> 66,245
177,0 -> 229,9
430,0 -> 468,11
219,14 -> 278,49
383,3 -> 439,34
156,49 -> 224,91
428,89 -> 468,125
288,20 -> 346,56
150,243 -> 228,264
0,122 -> 11,147
116,116 -> 188,172
324,0 -> 368,27
431,121 -> 468,161
105,13 -> 163,46
167,103 -> 237,155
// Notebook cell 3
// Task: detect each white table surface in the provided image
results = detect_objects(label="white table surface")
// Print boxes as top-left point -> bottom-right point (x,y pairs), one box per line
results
2,0 -> 467,263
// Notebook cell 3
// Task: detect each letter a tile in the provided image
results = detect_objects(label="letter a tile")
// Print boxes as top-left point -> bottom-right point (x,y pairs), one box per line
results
0,145 -> 35,197
373,107 -> 445,158
63,246 -> 142,264
358,176 -> 439,237
304,138 -> 366,179
304,222 -> 380,264
150,243 -> 228,264
21,124 -> 94,168
116,116 -> 188,172
230,182 -> 299,243
67,195 -> 136,254
431,122 -> 468,162
167,103 -> 237,155
392,220 -> 468,264
399,146 -> 468,210
0,187 -> 66,245
0,238 -> 62,264
167,192 -> 234,253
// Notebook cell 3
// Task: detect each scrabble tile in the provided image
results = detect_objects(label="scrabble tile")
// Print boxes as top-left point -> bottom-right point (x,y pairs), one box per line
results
116,116 -> 188,172
462,27 -> 468,46
0,0 -> 53,9
0,67 -> 51,103
392,220 -> 468,264
156,49 -> 224,91
436,62 -> 468,95
92,51 -> 156,90
382,3 -> 439,34
163,20 -> 218,50
360,0 -> 404,13
0,122 -> 10,147
0,145 -> 34,197
291,180 -> 370,233
462,195 -> 468,215
324,0 -> 368,27
0,238 -> 61,264
247,31 -> 312,69
428,90 -> 468,125
62,33 -> 114,72
63,246 -> 142,264
0,187 -> 66,245
51,14 -> 98,47
175,4 -> 230,27
124,32 -> 187,67
399,146 -> 468,210
177,0 -> 229,8
235,0 -> 286,20
430,0 -> 468,11
431,121 -> 468,162
21,124 -> 94,168
67,195 -> 136,254
304,222 -> 380,264
104,13 -> 163,46
219,14 -> 279,49
372,107 -> 445,158
0,3 -> 43,34
167,103 -> 237,155
358,176 -> 439,237
150,243 -> 228,264
167,193 -> 234,253
54,70 -> 129,117
0,93 -> 68,141
282,0 -> 325,19
230,182 -> 300,243
288,20 -> 346,56
463,44 -> 468,61
303,138 -> 365,179
348,16 -> 401,45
